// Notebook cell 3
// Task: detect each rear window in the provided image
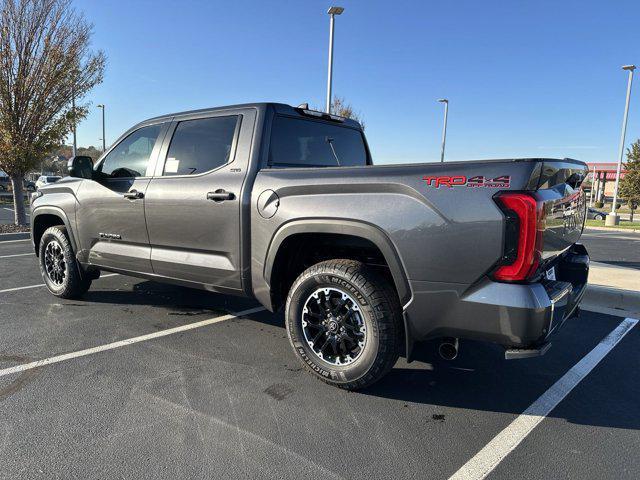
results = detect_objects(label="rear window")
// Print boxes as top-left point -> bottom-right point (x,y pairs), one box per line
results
46,177 -> 60,182
268,116 -> 368,168
163,115 -> 239,176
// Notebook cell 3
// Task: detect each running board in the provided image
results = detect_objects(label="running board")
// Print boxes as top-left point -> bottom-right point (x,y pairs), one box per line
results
504,342 -> 551,360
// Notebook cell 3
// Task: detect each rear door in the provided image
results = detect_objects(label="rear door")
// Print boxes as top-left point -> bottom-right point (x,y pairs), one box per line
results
75,122 -> 167,273
144,108 -> 255,290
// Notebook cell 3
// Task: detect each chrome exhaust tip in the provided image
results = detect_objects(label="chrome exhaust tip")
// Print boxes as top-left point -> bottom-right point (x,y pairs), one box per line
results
438,337 -> 459,360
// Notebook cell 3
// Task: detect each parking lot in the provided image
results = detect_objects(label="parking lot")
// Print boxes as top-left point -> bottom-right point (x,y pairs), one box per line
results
0,232 -> 638,479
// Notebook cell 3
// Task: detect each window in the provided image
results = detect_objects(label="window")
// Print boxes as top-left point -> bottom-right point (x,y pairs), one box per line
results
98,124 -> 162,178
163,116 -> 239,176
269,116 -> 368,168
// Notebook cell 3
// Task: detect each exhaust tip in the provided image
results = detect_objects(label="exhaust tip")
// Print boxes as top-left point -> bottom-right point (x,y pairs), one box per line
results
438,338 -> 459,360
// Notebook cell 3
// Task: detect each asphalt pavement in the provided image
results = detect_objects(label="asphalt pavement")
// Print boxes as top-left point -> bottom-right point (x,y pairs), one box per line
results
581,228 -> 640,270
0,233 -> 638,479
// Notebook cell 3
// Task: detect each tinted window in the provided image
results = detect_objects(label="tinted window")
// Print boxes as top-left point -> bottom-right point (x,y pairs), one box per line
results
163,116 -> 238,176
46,177 -> 60,182
99,124 -> 162,178
269,116 -> 368,168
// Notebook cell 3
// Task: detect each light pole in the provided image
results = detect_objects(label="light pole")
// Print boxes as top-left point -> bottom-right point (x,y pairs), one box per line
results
606,65 -> 635,226
71,91 -> 77,157
589,164 -> 596,207
438,99 -> 449,163
326,6 -> 344,114
97,104 -> 106,152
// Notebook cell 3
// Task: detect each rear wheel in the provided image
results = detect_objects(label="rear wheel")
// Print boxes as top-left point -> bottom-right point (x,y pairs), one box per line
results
39,226 -> 91,299
285,259 -> 402,390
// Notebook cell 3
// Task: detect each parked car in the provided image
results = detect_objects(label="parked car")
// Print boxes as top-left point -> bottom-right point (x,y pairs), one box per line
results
35,175 -> 61,190
587,208 -> 606,220
30,102 -> 590,390
0,177 -> 36,192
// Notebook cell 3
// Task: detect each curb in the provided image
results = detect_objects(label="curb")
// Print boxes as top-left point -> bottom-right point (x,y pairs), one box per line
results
582,284 -> 640,318
584,226 -> 640,234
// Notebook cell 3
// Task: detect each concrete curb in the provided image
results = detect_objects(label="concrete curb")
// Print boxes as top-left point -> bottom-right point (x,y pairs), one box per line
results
584,226 -> 640,233
582,284 -> 640,318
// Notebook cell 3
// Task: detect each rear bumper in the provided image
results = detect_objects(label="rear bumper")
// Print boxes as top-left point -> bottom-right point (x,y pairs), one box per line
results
403,244 -> 589,359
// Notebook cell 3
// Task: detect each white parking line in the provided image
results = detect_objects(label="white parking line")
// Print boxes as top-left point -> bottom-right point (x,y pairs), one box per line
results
0,231 -> 29,236
0,273 -> 119,293
0,252 -> 32,259
0,306 -> 266,378
0,239 -> 30,244
449,317 -> 638,480
1,207 -> 29,216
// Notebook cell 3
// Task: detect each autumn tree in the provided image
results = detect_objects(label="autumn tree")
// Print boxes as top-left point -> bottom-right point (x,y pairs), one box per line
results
620,139 -> 640,222
330,96 -> 365,129
0,0 -> 105,225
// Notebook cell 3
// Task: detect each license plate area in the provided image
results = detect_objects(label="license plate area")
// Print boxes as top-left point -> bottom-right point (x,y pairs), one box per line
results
545,267 -> 556,280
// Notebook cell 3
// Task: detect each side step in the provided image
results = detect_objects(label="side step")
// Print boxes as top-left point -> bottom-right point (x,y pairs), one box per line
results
504,342 -> 552,360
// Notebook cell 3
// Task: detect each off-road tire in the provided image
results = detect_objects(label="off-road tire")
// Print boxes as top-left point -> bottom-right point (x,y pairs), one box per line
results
285,259 -> 403,390
39,226 -> 92,299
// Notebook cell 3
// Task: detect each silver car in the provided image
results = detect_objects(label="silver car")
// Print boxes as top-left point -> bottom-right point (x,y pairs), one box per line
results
35,175 -> 61,190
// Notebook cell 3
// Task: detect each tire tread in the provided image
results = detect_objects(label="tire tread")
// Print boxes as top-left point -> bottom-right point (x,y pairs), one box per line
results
286,259 -> 403,390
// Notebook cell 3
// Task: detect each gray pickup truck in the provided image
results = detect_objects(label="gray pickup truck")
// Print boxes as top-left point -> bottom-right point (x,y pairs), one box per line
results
30,102 -> 589,390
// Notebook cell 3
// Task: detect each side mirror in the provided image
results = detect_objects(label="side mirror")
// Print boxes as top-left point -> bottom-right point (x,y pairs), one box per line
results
68,155 -> 93,179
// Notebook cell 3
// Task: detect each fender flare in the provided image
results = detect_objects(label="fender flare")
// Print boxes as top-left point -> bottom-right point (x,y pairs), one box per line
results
31,206 -> 78,255
264,219 -> 412,306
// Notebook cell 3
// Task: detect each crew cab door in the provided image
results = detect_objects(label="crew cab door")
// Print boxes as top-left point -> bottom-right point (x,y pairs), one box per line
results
144,109 -> 255,290
75,122 -> 168,273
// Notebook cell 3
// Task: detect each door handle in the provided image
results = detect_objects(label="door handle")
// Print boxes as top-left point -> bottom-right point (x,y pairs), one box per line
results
123,190 -> 144,199
207,189 -> 235,202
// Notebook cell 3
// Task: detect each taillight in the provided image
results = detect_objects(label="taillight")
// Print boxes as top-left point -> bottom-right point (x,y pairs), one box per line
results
492,192 -> 543,282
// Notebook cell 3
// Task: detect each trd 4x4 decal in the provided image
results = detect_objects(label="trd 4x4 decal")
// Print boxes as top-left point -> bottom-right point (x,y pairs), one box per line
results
422,175 -> 511,189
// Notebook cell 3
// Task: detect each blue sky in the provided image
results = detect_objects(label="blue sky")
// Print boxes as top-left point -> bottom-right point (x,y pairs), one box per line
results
73,0 -> 640,165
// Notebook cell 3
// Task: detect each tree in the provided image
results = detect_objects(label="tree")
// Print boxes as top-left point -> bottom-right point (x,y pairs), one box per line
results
620,139 -> 640,222
0,0 -> 105,225
330,96 -> 365,129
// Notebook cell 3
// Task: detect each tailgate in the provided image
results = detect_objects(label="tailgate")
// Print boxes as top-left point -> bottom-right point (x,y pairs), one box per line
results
534,159 -> 588,262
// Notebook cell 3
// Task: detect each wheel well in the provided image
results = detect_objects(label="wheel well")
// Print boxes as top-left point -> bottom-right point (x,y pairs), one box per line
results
269,233 -> 399,311
32,214 -> 65,256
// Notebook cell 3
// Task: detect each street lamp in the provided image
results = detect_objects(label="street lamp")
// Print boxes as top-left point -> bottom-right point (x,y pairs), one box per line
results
326,6 -> 344,114
71,91 -> 77,157
438,99 -> 449,163
606,65 -> 635,226
97,104 -> 106,152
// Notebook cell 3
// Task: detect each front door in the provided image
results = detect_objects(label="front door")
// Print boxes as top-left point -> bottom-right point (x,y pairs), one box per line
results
144,110 -> 253,290
76,122 -> 167,273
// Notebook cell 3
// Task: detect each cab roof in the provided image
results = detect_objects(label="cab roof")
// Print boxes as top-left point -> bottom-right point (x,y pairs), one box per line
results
137,102 -> 362,130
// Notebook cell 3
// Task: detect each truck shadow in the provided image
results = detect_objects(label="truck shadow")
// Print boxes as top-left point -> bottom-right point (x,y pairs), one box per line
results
82,279 -> 259,315
363,329 -> 640,431
81,280 -> 638,432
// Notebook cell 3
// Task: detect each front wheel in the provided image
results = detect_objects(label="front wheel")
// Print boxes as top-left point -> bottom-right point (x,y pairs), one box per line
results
285,259 -> 403,390
39,226 -> 92,299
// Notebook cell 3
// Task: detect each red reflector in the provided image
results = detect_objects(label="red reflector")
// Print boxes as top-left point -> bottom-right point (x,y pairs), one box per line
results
494,193 -> 541,282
